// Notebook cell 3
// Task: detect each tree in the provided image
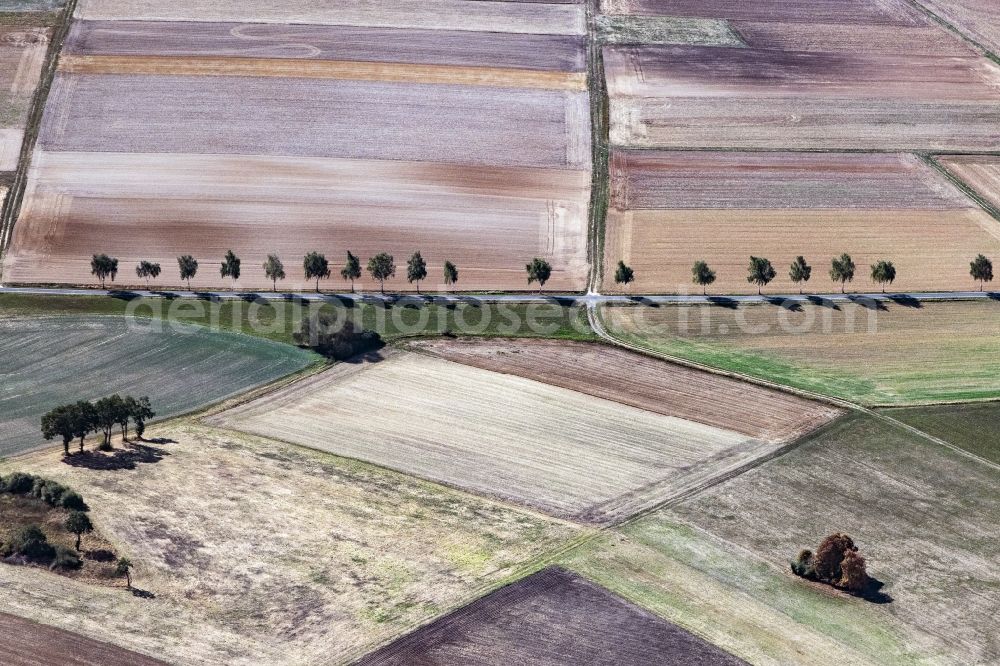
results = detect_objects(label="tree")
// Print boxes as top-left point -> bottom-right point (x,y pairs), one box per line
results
2,525 -> 54,562
90,254 -> 119,289
135,260 -> 161,287
406,251 -> 428,294
789,256 -> 811,294
116,557 -> 133,589
93,395 -> 126,449
525,258 -> 552,291
340,251 -> 362,293
691,260 -> 716,295
41,406 -> 75,456
129,396 -> 155,440
65,511 -> 93,551
178,255 -> 198,289
220,249 -> 241,287
303,252 -> 331,292
839,549 -> 870,593
830,253 -> 856,293
812,533 -> 856,583
970,254 -> 994,291
870,259 -> 896,293
294,315 -> 384,360
71,401 -> 96,453
615,260 -> 635,290
262,254 -> 286,292
443,261 -> 458,291
790,548 -> 815,578
367,253 -> 396,295
746,256 -> 776,295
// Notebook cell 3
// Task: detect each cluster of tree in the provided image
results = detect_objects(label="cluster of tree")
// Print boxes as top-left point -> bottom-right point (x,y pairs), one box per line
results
611,253 -> 996,295
791,533 -> 871,595
93,250 -> 462,295
0,474 -> 94,570
0,472 -> 87,512
293,315 -> 384,360
41,395 -> 154,455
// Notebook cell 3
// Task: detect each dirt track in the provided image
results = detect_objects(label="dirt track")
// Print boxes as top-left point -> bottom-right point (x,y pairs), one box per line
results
0,613 -> 166,665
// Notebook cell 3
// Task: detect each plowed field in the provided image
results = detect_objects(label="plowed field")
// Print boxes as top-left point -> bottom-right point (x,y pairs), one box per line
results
406,337 -> 839,442
0,613 -> 167,666
914,0 -> 1000,55
936,155 -> 1000,212
0,22 -> 51,169
206,349 -> 792,524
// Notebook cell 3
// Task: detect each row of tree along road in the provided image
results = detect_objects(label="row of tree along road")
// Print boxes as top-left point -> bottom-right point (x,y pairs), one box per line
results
41,395 -> 155,456
92,251 -> 552,294
613,253 -> 995,295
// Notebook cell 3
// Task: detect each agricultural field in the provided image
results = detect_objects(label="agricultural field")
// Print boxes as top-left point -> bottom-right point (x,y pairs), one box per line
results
0,423 -> 579,665
599,300 -> 1000,405
603,151 -> 1000,294
3,0 -> 591,291
935,155 -> 1000,213
883,401 -> 1000,465
407,337 -> 839,442
0,9 -> 55,170
358,566 -> 746,666
206,347 -> 835,524
668,413 -> 1000,664
1,612 -> 166,665
913,0 -> 1000,55
602,0 -> 1000,151
0,315 -> 316,456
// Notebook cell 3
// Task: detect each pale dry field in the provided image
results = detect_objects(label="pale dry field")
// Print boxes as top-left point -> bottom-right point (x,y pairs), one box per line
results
74,0 -> 586,35
603,151 -> 1000,294
0,423 -> 579,665
914,0 -> 1000,55
4,152 -> 589,291
67,20 -> 587,72
206,350 -> 784,524
601,301 -> 1000,405
672,414 -> 1000,663
0,24 -> 50,169
936,155 -> 1000,211
604,209 -> 1000,295
406,337 -> 840,442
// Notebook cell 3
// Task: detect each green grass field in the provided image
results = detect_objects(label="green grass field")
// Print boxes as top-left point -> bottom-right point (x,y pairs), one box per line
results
0,294 -> 595,346
600,301 -> 1000,405
0,315 -> 317,456
882,401 -> 1000,464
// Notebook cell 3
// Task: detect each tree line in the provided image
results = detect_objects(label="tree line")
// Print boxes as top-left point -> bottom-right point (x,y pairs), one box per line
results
41,395 -> 155,456
612,253 -> 995,295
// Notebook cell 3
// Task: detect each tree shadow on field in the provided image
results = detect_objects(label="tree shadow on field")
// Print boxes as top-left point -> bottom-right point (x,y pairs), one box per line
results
85,549 -> 116,563
765,296 -> 803,312
141,437 -> 177,445
627,296 -> 660,307
108,290 -> 141,301
62,444 -> 169,471
149,290 -> 179,300
130,587 -> 156,600
887,294 -> 922,309
806,295 -> 841,310
858,576 -> 893,604
706,296 -> 739,310
192,291 -> 220,302
341,346 -> 388,365
847,295 -> 888,311
987,292 -> 1000,301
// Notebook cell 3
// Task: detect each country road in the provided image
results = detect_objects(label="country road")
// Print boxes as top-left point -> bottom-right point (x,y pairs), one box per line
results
1,285 -> 997,306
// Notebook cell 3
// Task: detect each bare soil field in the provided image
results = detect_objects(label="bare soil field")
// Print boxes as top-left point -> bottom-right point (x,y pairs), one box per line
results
600,300 -> 1000,405
0,315 -> 315,456
206,349 -> 784,524
914,0 -> 1000,55
357,566 -> 746,665
406,338 -> 839,442
601,0 -> 924,24
603,151 -> 1000,294
0,612 -> 167,666
606,45 -> 1000,151
603,208 -> 1000,295
66,20 -> 587,72
0,22 -> 50,169
936,155 -> 1000,211
0,423 -> 578,665
39,74 -> 589,168
57,55 -> 586,90
610,151 -> 970,210
73,0 -> 586,35
671,413 -> 1000,664
3,152 -> 589,291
